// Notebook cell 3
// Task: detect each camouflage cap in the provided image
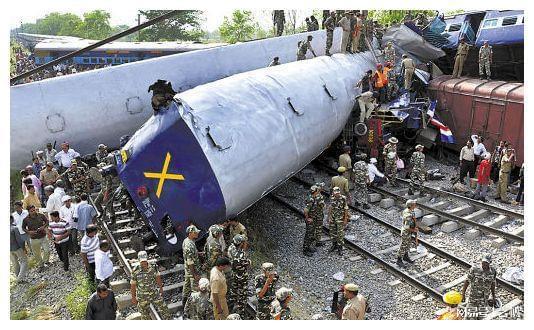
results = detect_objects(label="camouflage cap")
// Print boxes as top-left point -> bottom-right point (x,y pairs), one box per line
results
186,224 -> 200,234
315,182 -> 325,188
198,277 -> 210,290
209,224 -> 223,236
138,250 -> 148,262
98,144 -> 107,149
415,144 -> 424,150
276,287 -> 293,301
71,159 -> 77,165
233,234 -> 247,245
310,185 -> 319,192
261,262 -> 275,271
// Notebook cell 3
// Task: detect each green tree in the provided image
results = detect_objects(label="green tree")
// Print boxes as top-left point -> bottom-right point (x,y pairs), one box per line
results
111,24 -> 136,41
219,10 -> 256,43
368,10 -> 437,27
76,10 -> 112,39
138,10 -> 203,41
57,13 -> 83,36
34,12 -> 67,35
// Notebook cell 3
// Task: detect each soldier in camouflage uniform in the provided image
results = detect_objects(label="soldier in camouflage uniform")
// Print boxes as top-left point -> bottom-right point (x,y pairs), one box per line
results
383,137 -> 399,186
94,162 -> 115,224
386,62 -> 399,100
255,262 -> 279,320
182,225 -> 202,307
324,11 -> 336,56
479,40 -> 492,80
273,10 -> 285,37
270,287 -> 293,320
203,224 -> 224,271
130,251 -> 171,319
95,144 -> 109,163
396,200 -> 417,267
328,187 -> 349,256
297,35 -> 317,61
303,184 -> 326,255
384,42 -> 396,65
65,160 -> 88,195
352,153 -> 370,209
409,145 -> 427,196
227,234 -> 251,317
184,277 -> 213,320
461,254 -> 497,319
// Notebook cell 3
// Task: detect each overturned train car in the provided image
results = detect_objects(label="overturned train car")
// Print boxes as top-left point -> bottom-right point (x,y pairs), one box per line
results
115,53 -> 376,255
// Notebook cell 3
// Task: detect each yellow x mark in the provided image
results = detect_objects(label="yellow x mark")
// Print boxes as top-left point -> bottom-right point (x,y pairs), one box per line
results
143,152 -> 185,198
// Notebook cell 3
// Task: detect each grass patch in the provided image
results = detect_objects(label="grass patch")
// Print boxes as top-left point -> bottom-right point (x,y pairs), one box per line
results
10,309 -> 29,320
28,257 -> 39,270
10,169 -> 23,207
11,306 -> 57,320
65,272 -> 95,320
25,281 -> 47,299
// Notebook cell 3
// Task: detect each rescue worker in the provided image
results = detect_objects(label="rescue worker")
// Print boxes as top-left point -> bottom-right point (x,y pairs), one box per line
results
268,56 -> 281,67
95,144 -> 108,163
65,160 -> 88,195
130,251 -> 171,319
338,11 -> 352,53
383,137 -> 399,186
401,54 -> 415,90
479,40 -> 492,79
341,283 -> 366,320
203,224 -> 224,271
409,145 -> 426,196
373,63 -> 388,103
328,187 -> 349,256
255,262 -> 279,320
182,224 -> 202,307
270,287 -> 293,320
386,61 -> 399,100
184,277 -> 213,320
461,254 -> 497,319
353,153 -> 370,209
303,185 -> 324,256
227,234 -> 250,316
452,38 -> 470,78
339,146 -> 353,187
356,91 -> 377,123
324,11 -> 336,55
331,167 -> 350,199
352,12 -> 363,53
495,148 -> 515,203
437,291 -> 463,320
94,162 -> 115,224
273,10 -> 285,37
396,199 -> 417,267
297,35 -> 317,61
311,182 -> 326,246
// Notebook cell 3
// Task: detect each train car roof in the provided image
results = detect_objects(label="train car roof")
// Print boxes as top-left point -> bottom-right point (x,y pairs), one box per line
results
34,39 -> 227,52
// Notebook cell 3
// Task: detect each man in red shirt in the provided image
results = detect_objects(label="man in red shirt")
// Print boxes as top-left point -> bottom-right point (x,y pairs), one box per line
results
473,153 -> 491,202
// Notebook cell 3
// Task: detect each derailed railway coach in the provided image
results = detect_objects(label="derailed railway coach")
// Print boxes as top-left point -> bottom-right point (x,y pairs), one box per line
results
112,53 -> 376,255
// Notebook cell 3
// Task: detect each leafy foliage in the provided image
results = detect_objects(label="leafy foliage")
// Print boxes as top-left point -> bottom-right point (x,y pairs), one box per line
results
138,10 -> 203,41
368,10 -> 438,26
65,272 -> 95,320
76,10 -> 112,39
219,10 -> 256,43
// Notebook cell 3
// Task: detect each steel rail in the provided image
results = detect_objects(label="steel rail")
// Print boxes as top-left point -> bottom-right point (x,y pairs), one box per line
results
314,161 -> 524,244
11,10 -> 180,84
289,175 -> 524,297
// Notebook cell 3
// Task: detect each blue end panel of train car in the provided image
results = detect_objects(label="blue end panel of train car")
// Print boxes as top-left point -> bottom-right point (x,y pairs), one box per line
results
476,11 -> 524,46
117,102 -> 226,255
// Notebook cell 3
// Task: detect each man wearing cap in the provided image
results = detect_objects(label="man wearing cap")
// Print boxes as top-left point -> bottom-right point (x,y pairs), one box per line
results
353,153 -> 370,209
59,195 -> 78,254
296,35 -> 317,61
39,162 -> 59,188
40,184 -> 64,219
255,262 -> 279,319
495,148 -> 515,203
342,283 -> 366,320
210,257 -> 231,319
409,145 -> 426,196
205,225 -> 224,272
304,184 -> 326,255
130,250 -> 171,319
401,54 -> 415,90
368,158 -> 387,187
383,137 -> 399,186
328,187 -> 349,256
437,291 -> 463,320
95,144 -> 109,163
54,142 -> 80,173
479,40 -> 492,79
227,234 -> 251,316
270,287 -> 293,320
338,12 -> 352,53
184,277 -> 213,320
452,38 -> 470,78
182,224 -> 202,306
461,254 -> 497,319
44,142 -> 58,165
65,160 -> 88,196
396,199 -> 417,267
339,146 -> 353,185
325,11 -> 336,55
331,167 -> 350,200
384,41 -> 396,65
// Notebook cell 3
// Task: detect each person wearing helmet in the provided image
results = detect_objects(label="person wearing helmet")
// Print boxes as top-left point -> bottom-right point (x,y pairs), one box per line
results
331,167 -> 350,200
255,262 -> 279,319
270,287 -> 293,320
437,291 -> 463,320
461,254 -> 497,319
328,187 -> 349,256
95,144 -> 109,163
184,277 -> 213,320
409,145 -> 427,196
304,184 -> 326,255
203,225 -> 224,270
182,224 -> 202,307
383,137 -> 399,186
227,234 -> 251,316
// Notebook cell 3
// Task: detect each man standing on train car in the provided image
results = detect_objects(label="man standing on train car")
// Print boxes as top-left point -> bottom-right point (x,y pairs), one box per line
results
182,225 -> 202,307
452,38 -> 470,78
495,148 -> 515,203
401,54 -> 416,90
479,40 -> 492,80
325,11 -> 336,56
328,187 -> 349,256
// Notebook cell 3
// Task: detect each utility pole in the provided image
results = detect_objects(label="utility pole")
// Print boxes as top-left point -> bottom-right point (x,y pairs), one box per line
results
137,13 -> 141,41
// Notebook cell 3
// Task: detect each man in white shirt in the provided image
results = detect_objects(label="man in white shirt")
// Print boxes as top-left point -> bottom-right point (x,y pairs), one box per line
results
59,195 -> 78,254
12,201 -> 29,245
94,240 -> 113,287
459,140 -> 476,184
40,185 -> 63,219
338,12 -> 352,53
54,142 -> 81,173
471,134 -> 487,168
368,158 -> 387,186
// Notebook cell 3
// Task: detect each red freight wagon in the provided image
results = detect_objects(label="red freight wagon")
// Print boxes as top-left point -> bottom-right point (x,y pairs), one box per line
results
428,76 -> 524,165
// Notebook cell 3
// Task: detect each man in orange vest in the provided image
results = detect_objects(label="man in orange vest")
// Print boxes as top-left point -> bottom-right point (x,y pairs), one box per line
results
373,63 -> 388,103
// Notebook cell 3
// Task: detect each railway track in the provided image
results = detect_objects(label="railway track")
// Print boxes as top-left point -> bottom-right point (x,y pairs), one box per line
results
271,174 -> 523,320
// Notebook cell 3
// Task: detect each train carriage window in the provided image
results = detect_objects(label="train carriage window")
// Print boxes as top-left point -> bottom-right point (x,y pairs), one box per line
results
448,23 -> 462,32
82,58 -> 89,64
502,16 -> 518,26
99,58 -> 105,64
106,58 -> 113,64
90,58 -> 97,64
482,19 -> 498,28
